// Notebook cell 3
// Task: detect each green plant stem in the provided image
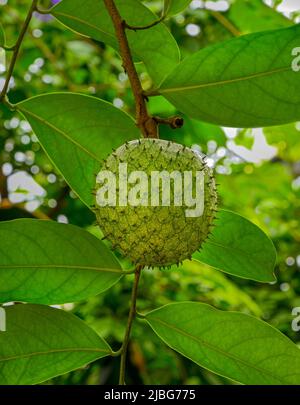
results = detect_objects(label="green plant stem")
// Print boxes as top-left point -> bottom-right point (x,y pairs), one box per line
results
211,11 -> 240,37
124,14 -> 166,31
35,5 -> 53,15
118,265 -> 142,385
2,45 -> 16,51
0,0 -> 38,102
2,95 -> 16,110
124,0 -> 167,31
123,267 -> 138,275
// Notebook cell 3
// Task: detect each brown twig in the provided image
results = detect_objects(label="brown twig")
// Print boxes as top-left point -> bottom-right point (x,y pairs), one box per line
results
0,0 -> 38,101
104,0 -> 158,138
154,116 -> 184,129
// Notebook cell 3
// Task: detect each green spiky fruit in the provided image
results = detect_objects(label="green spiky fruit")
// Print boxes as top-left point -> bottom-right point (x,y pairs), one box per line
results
94,139 -> 218,268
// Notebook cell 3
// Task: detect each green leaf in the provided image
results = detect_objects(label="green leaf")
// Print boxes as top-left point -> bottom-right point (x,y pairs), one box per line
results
227,0 -> 292,34
51,0 -> 180,86
0,219 -> 124,304
16,93 -> 139,208
0,304 -> 111,384
0,23 -> 5,47
164,0 -> 191,16
193,210 -> 276,282
158,25 -> 300,128
145,302 -> 300,385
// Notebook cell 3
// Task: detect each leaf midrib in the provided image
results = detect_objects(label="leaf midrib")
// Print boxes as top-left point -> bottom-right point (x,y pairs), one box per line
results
0,264 -> 123,274
0,347 -> 110,363
17,107 -> 101,163
52,10 -> 117,42
160,66 -> 290,94
203,239 -> 267,265
147,316 -> 288,384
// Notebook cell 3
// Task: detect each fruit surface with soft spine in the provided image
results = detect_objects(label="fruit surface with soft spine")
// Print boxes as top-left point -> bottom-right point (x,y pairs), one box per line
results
94,139 -> 218,268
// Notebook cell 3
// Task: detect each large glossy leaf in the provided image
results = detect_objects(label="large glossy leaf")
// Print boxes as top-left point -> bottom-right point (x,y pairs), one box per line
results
145,302 -> 300,385
0,304 -> 111,384
51,0 -> 180,86
0,219 -> 124,304
164,0 -> 191,16
16,93 -> 139,207
158,25 -> 300,128
193,210 -> 276,282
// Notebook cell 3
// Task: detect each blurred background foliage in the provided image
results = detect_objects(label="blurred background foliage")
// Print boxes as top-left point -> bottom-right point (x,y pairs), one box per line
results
0,0 -> 300,384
